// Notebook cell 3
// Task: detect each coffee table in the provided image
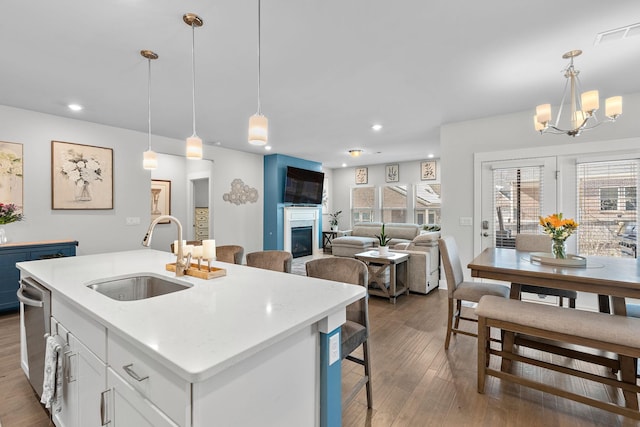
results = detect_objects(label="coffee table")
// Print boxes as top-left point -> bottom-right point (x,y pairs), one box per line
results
355,250 -> 409,303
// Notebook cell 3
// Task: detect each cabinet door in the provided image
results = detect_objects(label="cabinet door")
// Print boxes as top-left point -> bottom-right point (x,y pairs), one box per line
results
108,368 -> 179,427
72,333 -> 107,427
0,251 -> 28,311
51,321 -> 106,427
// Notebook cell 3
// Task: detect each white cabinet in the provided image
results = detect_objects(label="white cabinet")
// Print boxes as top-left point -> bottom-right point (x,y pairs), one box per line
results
107,332 -> 190,426
107,368 -> 179,427
50,318 -> 106,427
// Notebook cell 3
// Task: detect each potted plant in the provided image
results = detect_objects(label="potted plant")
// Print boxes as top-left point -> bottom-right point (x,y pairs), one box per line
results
329,210 -> 342,231
376,223 -> 391,255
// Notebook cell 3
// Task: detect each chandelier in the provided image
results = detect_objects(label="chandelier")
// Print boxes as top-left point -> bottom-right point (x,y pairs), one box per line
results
534,50 -> 622,137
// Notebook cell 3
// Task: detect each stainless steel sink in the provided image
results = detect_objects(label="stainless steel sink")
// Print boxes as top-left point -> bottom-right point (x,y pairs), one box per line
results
87,274 -> 192,301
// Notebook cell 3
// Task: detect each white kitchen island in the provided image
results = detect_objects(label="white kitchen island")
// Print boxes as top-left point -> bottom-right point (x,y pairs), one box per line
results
17,249 -> 364,427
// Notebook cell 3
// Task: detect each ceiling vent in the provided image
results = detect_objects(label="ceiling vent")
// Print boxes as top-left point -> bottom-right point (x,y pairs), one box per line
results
595,22 -> 640,44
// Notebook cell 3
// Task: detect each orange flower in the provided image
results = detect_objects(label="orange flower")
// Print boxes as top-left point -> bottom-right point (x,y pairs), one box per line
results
539,213 -> 578,241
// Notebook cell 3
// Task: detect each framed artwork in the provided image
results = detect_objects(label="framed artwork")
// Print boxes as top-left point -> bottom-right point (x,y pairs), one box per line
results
51,141 -> 113,210
355,167 -> 368,184
421,161 -> 437,181
385,164 -> 399,183
151,180 -> 171,223
0,141 -> 23,213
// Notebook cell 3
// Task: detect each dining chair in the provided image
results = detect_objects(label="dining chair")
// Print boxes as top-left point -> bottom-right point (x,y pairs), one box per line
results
515,234 -> 577,308
439,236 -> 510,349
305,257 -> 372,408
215,245 -> 244,264
245,250 -> 293,273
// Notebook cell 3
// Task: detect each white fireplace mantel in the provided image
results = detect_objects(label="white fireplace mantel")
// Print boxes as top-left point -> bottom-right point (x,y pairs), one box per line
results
283,207 -> 320,255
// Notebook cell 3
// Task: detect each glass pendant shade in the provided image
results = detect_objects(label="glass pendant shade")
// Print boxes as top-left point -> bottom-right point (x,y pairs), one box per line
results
186,135 -> 203,159
605,96 -> 622,118
143,150 -> 158,170
248,114 -> 268,146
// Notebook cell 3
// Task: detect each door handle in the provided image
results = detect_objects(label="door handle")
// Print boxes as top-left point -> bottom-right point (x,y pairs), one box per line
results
482,232 -> 489,237
16,286 -> 43,307
100,389 -> 111,425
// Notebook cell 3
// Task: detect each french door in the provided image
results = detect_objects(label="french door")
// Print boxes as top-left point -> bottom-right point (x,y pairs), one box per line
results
477,157 -> 557,253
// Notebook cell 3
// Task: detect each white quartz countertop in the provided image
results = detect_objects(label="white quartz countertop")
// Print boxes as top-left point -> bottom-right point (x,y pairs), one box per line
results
17,249 -> 365,382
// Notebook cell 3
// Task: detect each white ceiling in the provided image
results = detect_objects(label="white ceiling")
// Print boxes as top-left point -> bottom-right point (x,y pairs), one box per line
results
1,1 -> 640,168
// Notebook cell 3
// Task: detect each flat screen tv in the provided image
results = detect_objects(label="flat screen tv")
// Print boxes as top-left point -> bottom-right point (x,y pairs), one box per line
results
284,166 -> 324,205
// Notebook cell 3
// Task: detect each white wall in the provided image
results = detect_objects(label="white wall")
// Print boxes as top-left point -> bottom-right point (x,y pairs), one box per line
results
152,136 -> 264,257
440,91 -> 640,280
0,104 -> 264,257
329,159 -> 440,229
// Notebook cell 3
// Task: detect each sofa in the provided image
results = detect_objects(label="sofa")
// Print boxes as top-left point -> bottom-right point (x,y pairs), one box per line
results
330,222 -> 421,258
390,232 -> 440,294
331,222 -> 440,295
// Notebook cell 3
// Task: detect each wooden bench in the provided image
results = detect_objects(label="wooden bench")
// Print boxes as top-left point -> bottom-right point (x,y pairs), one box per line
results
476,295 -> 640,420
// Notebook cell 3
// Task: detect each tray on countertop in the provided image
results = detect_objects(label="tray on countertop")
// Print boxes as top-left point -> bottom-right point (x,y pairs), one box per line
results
165,263 -> 227,279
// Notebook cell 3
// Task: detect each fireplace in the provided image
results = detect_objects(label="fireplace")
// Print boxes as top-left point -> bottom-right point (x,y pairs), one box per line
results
291,226 -> 313,258
283,207 -> 319,256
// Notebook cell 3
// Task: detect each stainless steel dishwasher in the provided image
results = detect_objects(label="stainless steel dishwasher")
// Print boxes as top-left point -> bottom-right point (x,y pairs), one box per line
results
17,277 -> 51,398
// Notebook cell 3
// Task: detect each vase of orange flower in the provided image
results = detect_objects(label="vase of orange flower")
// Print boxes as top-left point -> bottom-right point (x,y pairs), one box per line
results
539,213 -> 579,259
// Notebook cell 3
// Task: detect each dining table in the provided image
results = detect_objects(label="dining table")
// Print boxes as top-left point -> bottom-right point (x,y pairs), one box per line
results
468,247 -> 640,409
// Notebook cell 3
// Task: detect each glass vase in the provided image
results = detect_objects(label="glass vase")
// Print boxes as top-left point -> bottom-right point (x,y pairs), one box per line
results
0,226 -> 6,244
551,238 -> 567,259
75,181 -> 92,202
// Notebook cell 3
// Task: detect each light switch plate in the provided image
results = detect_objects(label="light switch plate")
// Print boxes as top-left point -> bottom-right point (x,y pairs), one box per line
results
459,217 -> 473,226
329,333 -> 340,365
125,217 -> 141,226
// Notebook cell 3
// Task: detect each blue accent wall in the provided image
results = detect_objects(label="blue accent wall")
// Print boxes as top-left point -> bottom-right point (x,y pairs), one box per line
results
263,154 -> 322,250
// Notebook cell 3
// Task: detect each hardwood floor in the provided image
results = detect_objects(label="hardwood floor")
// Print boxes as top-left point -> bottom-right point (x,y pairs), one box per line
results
0,310 -> 52,427
1,290 -> 639,426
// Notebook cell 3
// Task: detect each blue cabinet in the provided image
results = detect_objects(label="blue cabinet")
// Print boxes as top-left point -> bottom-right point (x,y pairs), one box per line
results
0,240 -> 78,312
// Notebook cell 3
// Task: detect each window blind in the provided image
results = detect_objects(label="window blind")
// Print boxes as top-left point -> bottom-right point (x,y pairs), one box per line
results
381,185 -> 407,223
576,159 -> 638,257
492,166 -> 543,248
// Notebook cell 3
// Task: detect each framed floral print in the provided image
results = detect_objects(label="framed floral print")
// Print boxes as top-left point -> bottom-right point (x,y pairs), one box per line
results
0,141 -> 23,213
355,167 -> 368,184
151,179 -> 171,223
51,141 -> 113,210
385,164 -> 399,183
421,161 -> 437,181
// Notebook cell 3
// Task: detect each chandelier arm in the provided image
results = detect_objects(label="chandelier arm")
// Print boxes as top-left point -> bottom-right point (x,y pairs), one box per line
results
553,77 -> 570,129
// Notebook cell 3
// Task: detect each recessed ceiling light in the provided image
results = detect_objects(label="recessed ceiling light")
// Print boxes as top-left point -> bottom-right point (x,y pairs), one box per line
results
342,163 -> 347,167
68,104 -> 83,111
428,153 -> 434,158
371,124 -> 382,131
265,145 -> 272,151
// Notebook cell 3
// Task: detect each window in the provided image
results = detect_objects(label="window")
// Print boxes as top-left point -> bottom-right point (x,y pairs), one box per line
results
492,166 -> 543,248
415,183 -> 441,225
577,159 -> 638,257
351,187 -> 375,225
381,185 -> 407,223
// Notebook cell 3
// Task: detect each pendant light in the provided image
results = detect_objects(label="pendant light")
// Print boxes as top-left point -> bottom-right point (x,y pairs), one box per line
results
141,50 -> 159,170
184,13 -> 204,159
248,0 -> 268,146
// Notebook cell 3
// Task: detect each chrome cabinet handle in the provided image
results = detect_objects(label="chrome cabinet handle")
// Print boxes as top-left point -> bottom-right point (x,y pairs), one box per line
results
123,363 -> 149,382
63,350 -> 77,383
100,389 -> 111,425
